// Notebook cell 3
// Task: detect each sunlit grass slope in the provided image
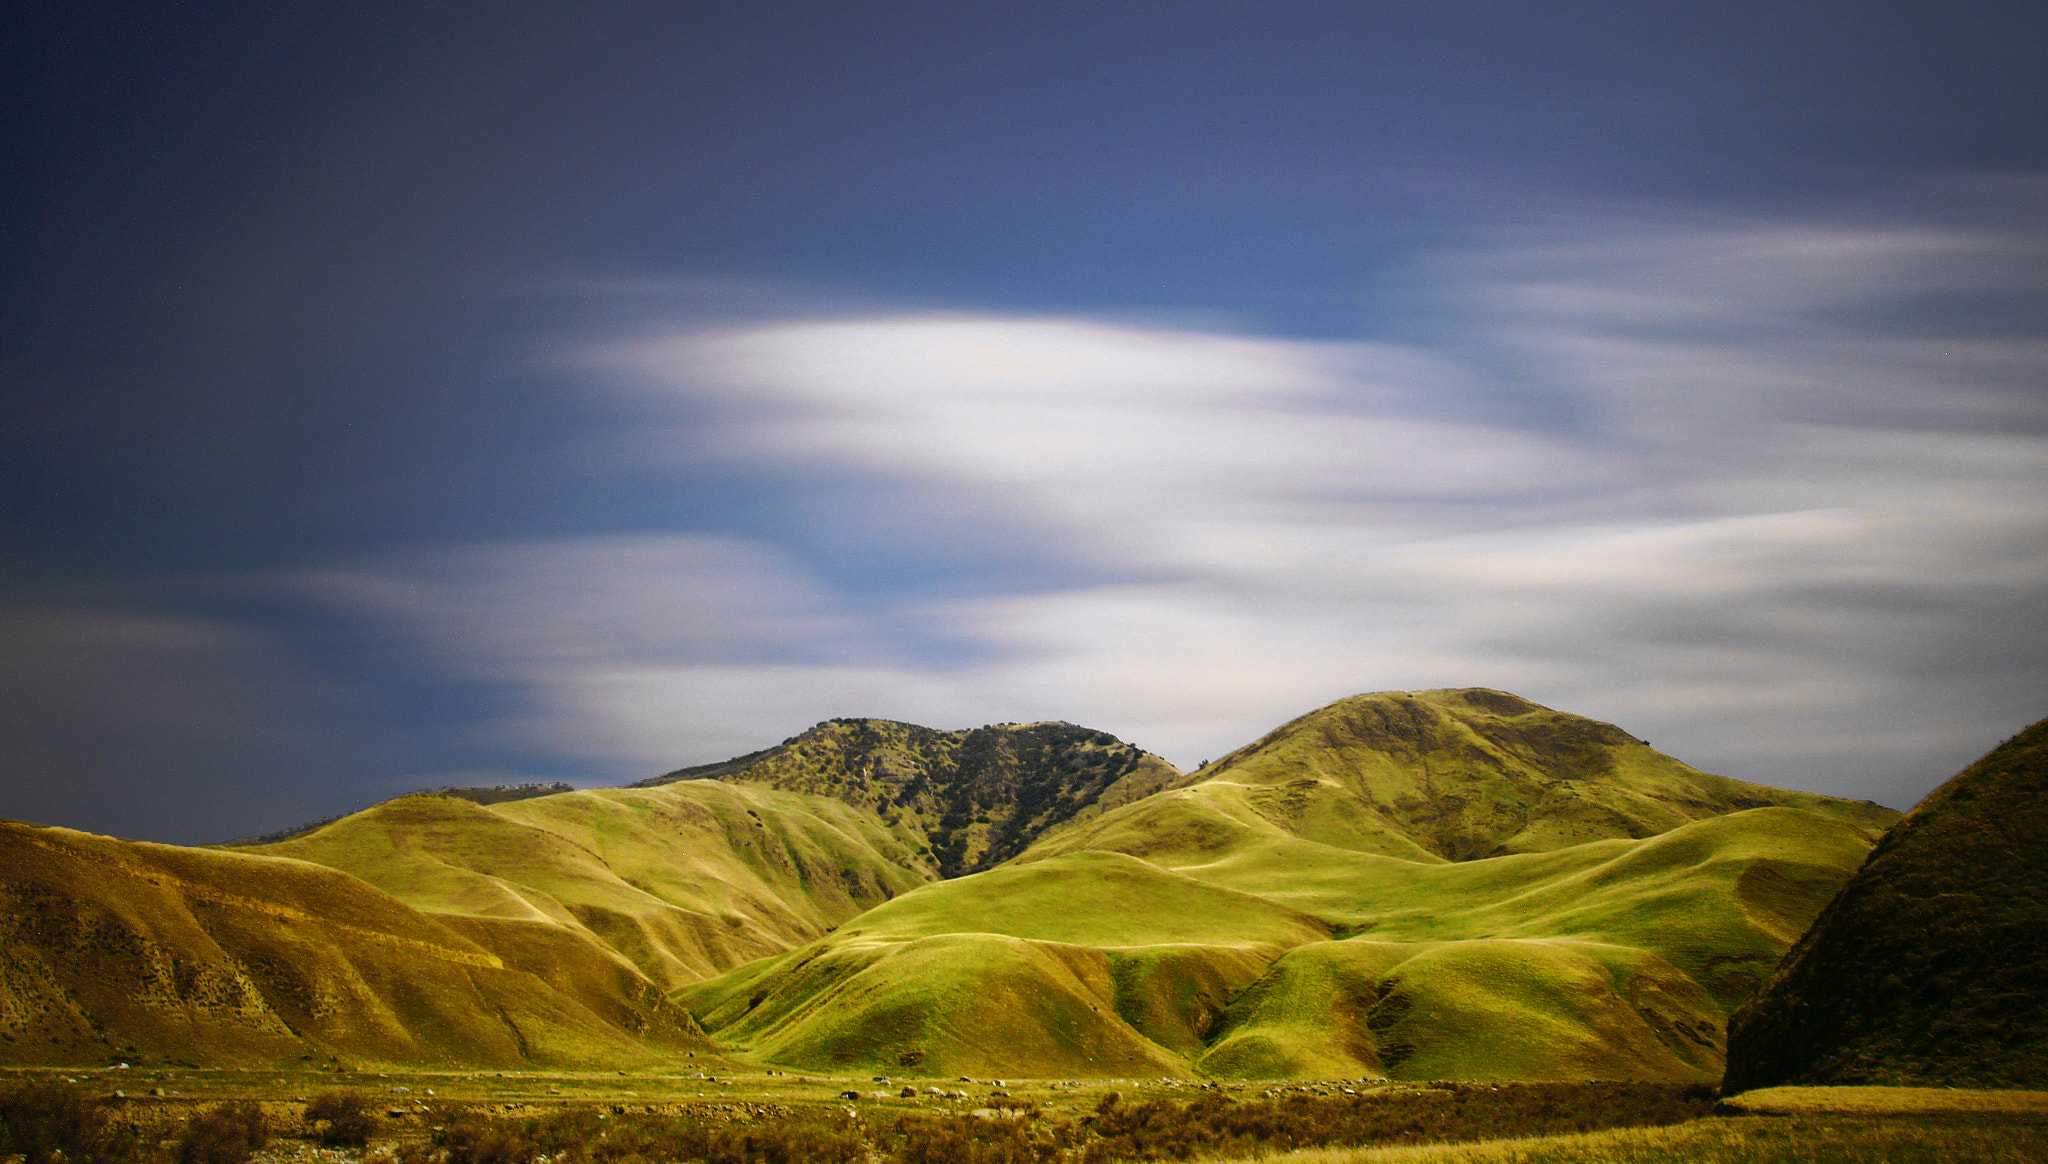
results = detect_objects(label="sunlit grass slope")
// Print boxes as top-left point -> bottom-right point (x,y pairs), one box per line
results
1201,938 -> 1722,1083
1160,807 -> 1883,1080
1725,712 -> 2048,1090
1033,689 -> 1894,865
679,851 -> 1328,1077
684,691 -> 1898,1081
687,932 -> 1198,1078
1720,1085 -> 2048,1116
1,688 -> 1914,1083
257,780 -> 930,990
683,809 -> 1874,1081
0,820 -> 713,1068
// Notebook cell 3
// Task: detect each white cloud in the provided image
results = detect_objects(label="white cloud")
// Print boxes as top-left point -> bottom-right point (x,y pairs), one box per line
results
313,190 -> 2048,808
297,534 -> 873,674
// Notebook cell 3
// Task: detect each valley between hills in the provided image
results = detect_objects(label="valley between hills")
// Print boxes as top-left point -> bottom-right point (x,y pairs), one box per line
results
1,688 -> 1913,1085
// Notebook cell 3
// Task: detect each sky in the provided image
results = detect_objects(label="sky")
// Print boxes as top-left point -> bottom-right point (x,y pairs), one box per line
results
8,2 -> 2047,845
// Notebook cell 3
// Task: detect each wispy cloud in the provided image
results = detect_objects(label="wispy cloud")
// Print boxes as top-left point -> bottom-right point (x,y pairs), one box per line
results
307,187 -> 2048,808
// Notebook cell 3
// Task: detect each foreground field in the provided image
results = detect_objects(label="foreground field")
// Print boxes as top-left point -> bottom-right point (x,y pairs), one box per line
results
8,1071 -> 2044,1164
1236,1086 -> 2048,1163
2,1070 -> 1710,1163
1248,1117 -> 2048,1164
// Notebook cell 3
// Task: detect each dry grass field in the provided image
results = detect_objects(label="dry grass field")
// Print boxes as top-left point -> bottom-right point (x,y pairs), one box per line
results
8,1071 -> 2044,1164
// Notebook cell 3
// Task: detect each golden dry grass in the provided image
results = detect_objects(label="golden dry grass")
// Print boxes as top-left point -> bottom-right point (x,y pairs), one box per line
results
1220,1115 -> 2048,1163
1719,1085 -> 2048,1116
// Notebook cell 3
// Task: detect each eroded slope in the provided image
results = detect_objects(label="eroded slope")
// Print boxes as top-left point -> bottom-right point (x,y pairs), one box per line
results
0,820 -> 712,1068
638,719 -> 1191,875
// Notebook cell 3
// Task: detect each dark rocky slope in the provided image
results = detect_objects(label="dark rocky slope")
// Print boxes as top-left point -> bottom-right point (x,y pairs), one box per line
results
639,718 -> 1191,876
1724,713 -> 2048,1091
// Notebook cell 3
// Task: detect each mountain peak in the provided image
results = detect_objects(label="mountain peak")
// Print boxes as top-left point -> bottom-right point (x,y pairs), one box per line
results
638,717 -> 1191,876
1178,688 -> 1896,862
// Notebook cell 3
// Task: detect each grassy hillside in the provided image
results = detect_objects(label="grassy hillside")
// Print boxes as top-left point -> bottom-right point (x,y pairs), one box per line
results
0,688 -> 1912,1083
678,850 -> 1329,1076
1199,938 -> 1723,1083
256,780 -> 931,990
1049,689 -> 1895,864
0,820 -> 713,1069
674,691 -> 1898,1082
638,718 -> 1192,875
1724,713 -> 2048,1091
682,805 -> 1880,1082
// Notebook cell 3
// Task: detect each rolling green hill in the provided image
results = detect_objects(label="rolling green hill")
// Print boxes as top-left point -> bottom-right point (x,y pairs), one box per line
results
1028,689 -> 1896,866
682,803 -> 1885,1081
0,688 -> 1911,1081
254,779 -> 933,991
1724,714 -> 2048,1091
675,691 -> 1897,1081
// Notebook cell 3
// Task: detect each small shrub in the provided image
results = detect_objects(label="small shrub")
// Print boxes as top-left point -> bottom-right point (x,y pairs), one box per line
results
175,1101 -> 269,1164
0,1080 -> 141,1164
304,1089 -> 378,1147
440,1112 -> 540,1164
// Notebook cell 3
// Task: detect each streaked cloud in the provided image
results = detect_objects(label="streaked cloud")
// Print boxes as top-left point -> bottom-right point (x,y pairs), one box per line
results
305,189 -> 2048,808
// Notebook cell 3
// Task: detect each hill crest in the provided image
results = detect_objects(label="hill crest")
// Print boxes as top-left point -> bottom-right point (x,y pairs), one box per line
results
636,718 -> 1193,876
1178,688 -> 1897,861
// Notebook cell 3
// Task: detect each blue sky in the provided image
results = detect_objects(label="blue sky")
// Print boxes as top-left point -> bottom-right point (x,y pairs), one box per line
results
9,2 -> 2047,843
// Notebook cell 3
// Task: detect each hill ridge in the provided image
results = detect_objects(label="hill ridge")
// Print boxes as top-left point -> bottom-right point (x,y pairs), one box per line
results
637,717 -> 1194,876
0,687 -> 1920,1082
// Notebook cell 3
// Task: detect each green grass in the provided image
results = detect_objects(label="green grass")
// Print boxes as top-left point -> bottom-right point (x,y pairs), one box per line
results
2,689 -> 1915,1084
694,795 -> 1878,1080
828,851 -> 1332,950
1196,938 -> 1721,1084
1164,690 -> 1896,862
258,781 -> 931,991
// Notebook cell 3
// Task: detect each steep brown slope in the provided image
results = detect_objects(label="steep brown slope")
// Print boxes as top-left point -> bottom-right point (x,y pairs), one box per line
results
0,820 -> 712,1068
1724,714 -> 2048,1091
638,718 -> 1192,876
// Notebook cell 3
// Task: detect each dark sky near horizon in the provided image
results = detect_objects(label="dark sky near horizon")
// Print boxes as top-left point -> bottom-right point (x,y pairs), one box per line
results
8,2 -> 2048,844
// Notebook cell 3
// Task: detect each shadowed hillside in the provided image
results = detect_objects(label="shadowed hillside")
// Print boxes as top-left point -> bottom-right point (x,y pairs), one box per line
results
0,820 -> 713,1068
1724,713 -> 2048,1091
637,718 -> 1193,875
